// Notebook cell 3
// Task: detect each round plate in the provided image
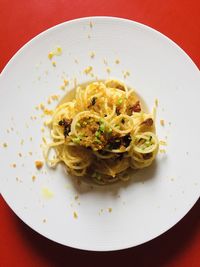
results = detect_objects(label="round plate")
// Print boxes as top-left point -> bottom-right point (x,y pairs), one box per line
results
0,17 -> 199,251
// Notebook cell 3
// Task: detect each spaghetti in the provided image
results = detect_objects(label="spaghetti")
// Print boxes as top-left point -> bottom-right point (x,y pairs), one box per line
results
44,79 -> 159,184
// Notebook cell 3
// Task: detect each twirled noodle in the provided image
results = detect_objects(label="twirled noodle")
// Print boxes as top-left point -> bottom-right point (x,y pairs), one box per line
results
44,79 -> 159,184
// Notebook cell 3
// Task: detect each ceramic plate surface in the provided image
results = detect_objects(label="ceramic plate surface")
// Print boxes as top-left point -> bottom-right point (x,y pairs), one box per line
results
0,17 -> 200,251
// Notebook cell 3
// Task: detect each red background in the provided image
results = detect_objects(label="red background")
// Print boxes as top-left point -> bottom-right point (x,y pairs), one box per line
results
0,0 -> 200,266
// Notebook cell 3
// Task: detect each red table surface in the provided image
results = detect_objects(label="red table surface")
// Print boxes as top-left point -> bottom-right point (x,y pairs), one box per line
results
0,0 -> 200,266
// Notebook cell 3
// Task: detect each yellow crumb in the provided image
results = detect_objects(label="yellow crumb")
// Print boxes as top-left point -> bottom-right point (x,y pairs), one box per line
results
106,67 -> 111,74
73,211 -> 78,219
43,108 -> 53,115
40,103 -> 45,110
52,61 -> 56,67
55,46 -> 62,56
30,137 -> 33,141
41,127 -> 45,133
74,195 -> 79,200
89,51 -> 95,58
108,208 -> 112,213
160,119 -> 165,126
159,140 -> 167,146
115,59 -> 120,64
35,106 -> 39,110
155,99 -> 158,107
42,187 -> 54,199
20,139 -> 24,145
29,152 -> 33,156
32,175 -> 36,182
83,66 -> 93,75
35,160 -> 43,169
18,153 -> 22,157
48,52 -> 54,60
159,149 -> 166,153
60,85 -> 65,90
123,70 -> 130,79
42,137 -> 47,144
3,143 -> 8,148
63,79 -> 69,86
12,163 -> 16,168
47,98 -> 52,104
51,95 -> 60,101
48,46 -> 62,60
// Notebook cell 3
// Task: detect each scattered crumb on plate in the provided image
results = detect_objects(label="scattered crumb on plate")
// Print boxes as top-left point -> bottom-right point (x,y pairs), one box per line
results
73,211 -> 78,219
48,46 -> 62,60
3,142 -> 8,148
106,67 -> 111,74
159,149 -> 166,153
115,59 -> 120,64
74,195 -> 79,200
160,119 -> 165,126
12,163 -> 16,168
89,51 -> 95,58
52,61 -> 56,67
108,208 -> 112,213
32,175 -> 36,182
155,99 -> 158,107
159,140 -> 167,146
18,152 -> 22,157
35,160 -> 44,169
43,219 -> 47,223
83,66 -> 93,75
123,70 -> 130,79
41,187 -> 54,199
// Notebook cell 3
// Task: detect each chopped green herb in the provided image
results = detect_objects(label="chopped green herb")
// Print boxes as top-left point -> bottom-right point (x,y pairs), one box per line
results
94,137 -> 102,144
118,98 -> 123,105
95,131 -> 101,138
99,124 -> 105,132
72,137 -> 80,143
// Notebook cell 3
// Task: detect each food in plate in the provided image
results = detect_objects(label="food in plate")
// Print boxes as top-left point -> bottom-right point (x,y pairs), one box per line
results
44,79 -> 159,184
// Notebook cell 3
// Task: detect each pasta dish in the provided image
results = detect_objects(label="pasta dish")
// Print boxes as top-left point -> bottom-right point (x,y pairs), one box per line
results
44,79 -> 159,184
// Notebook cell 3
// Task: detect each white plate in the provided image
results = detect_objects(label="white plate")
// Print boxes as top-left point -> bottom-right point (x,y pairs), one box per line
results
0,17 -> 199,251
